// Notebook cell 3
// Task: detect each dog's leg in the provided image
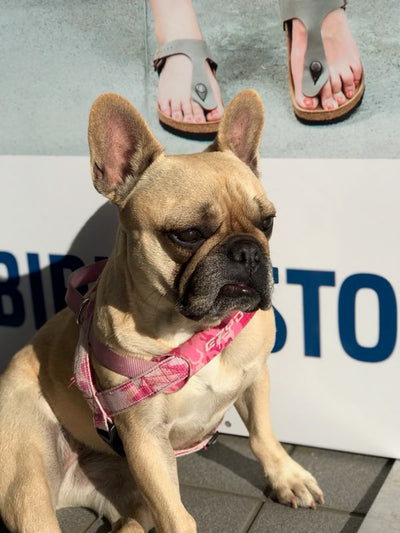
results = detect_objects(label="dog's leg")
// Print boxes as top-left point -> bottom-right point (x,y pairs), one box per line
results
111,517 -> 149,533
0,445 -> 62,533
0,351 -> 64,532
235,362 -> 324,509
115,406 -> 196,533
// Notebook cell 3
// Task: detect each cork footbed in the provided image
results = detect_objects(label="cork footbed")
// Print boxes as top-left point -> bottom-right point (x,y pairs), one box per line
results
284,23 -> 365,124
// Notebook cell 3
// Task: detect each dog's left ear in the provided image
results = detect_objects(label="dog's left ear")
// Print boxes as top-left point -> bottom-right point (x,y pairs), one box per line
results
207,89 -> 264,176
88,93 -> 164,206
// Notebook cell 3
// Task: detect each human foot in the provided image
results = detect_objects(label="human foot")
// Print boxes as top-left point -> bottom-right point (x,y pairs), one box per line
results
150,0 -> 223,134
291,7 -> 363,112
156,44 -> 223,125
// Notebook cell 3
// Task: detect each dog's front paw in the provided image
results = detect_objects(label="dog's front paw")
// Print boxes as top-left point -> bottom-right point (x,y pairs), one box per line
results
267,456 -> 324,509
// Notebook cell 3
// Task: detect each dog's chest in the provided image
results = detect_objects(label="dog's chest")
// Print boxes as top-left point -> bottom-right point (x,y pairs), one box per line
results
169,348 -> 259,422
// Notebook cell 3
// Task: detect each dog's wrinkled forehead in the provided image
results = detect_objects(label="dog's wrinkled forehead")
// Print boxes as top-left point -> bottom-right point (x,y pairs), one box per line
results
122,150 -> 273,232
88,89 -> 270,221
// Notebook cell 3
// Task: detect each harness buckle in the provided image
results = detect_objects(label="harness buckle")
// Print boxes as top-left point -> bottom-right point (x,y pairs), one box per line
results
76,297 -> 90,325
96,424 -> 126,457
205,431 -> 219,449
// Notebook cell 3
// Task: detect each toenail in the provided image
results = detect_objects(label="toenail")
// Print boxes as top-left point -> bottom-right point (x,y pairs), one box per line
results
303,97 -> 313,108
347,91 -> 354,99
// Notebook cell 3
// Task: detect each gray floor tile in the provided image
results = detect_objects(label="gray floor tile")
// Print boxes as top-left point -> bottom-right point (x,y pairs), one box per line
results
178,434 -> 293,499
181,485 -> 262,533
57,506 -> 98,532
0,510 -> 98,533
85,516 -> 111,533
359,460 -> 400,533
291,446 -> 392,514
249,501 -> 364,533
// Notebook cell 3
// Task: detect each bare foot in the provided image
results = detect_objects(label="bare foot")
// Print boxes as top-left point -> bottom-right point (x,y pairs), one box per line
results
157,51 -> 224,124
291,8 -> 363,111
150,0 -> 223,124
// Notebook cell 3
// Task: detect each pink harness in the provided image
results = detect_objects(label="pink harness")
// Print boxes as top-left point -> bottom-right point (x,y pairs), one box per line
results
66,261 -> 254,455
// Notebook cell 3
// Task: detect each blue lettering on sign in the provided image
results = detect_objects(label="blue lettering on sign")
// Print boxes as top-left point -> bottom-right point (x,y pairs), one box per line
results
27,253 -> 47,329
338,273 -> 397,363
272,307 -> 286,353
0,251 -> 25,327
286,269 -> 336,357
0,252 -> 397,362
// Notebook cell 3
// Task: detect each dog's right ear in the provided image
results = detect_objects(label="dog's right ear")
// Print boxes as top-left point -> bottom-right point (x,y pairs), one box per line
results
207,89 -> 264,177
88,93 -> 164,206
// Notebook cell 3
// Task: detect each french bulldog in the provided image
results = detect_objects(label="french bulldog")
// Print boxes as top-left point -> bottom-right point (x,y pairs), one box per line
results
0,90 -> 323,532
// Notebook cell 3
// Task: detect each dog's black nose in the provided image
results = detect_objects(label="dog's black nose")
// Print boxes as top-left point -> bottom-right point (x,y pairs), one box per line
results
227,236 -> 262,271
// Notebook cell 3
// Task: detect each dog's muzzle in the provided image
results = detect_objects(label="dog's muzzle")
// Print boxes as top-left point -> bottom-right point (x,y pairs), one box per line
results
178,235 -> 273,321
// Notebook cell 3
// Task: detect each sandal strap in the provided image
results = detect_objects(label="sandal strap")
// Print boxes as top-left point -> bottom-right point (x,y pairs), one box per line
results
153,39 -> 218,111
280,0 -> 346,97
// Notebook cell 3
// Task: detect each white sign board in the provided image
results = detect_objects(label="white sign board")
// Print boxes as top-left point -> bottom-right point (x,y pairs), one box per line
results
0,156 -> 399,459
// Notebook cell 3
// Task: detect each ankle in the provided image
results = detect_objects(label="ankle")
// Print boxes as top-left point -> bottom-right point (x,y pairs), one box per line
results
151,0 -> 203,45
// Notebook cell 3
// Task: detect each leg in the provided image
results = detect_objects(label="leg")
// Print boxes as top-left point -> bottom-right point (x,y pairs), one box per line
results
0,447 -> 61,533
291,6 -> 363,112
115,407 -> 196,533
0,358 -> 63,532
235,362 -> 324,508
149,0 -> 223,124
111,518 -> 147,532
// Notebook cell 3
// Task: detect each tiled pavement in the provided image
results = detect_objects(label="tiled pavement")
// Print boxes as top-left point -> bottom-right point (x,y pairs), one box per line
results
1,434 -> 396,532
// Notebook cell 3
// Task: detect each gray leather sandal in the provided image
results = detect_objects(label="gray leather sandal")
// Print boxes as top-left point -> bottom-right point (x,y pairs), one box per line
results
153,39 -> 221,139
280,0 -> 365,124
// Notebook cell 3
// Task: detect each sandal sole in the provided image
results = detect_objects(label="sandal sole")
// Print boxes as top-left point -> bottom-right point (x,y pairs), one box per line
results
158,110 -> 219,141
284,23 -> 365,124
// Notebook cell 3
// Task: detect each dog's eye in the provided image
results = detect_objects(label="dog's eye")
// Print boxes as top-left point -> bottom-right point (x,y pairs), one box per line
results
169,228 -> 204,247
261,216 -> 275,237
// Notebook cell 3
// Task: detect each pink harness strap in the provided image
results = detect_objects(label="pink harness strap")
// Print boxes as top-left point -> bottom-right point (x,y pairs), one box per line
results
66,262 -> 254,452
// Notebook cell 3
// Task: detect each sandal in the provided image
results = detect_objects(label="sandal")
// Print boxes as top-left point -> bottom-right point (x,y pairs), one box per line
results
280,0 -> 365,124
153,39 -> 221,140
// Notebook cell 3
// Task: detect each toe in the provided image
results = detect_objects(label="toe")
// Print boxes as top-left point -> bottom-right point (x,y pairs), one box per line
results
333,91 -> 347,106
206,107 -> 222,122
170,100 -> 184,123
181,100 -> 196,123
340,66 -> 356,99
329,69 -> 347,106
351,61 -> 363,89
192,101 -> 206,124
320,82 -> 339,111
158,96 -> 172,119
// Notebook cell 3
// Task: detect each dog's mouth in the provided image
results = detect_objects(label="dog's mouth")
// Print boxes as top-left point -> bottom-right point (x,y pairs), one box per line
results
179,280 -> 268,321
177,237 -> 274,322
218,283 -> 259,298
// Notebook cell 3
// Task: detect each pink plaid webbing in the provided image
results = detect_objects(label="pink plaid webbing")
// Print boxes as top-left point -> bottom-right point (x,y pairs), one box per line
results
68,262 -> 255,432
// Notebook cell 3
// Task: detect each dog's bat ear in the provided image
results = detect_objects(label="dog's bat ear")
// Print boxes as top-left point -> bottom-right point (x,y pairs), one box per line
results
207,89 -> 264,176
88,93 -> 164,205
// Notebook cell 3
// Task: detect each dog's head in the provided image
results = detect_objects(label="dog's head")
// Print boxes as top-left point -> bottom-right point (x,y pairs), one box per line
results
88,90 -> 275,324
